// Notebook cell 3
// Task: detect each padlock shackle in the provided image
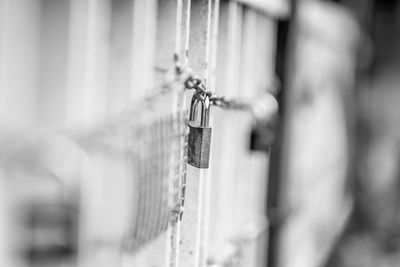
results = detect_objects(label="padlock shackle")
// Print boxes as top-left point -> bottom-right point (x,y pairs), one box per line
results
189,93 -> 200,121
200,98 -> 210,126
189,92 -> 210,127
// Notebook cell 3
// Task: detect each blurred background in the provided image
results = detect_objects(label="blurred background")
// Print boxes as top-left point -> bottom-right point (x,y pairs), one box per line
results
0,0 -> 399,267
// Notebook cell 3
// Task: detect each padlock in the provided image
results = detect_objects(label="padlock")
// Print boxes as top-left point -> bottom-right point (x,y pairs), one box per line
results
187,92 -> 212,168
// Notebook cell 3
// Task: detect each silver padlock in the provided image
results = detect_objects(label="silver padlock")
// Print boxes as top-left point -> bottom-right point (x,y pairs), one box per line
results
187,92 -> 212,168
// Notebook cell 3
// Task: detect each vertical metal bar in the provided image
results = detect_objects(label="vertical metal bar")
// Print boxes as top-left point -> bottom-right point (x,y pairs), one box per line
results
0,3 -> 41,266
0,0 -> 41,126
130,0 -> 157,101
66,1 -> 112,266
36,0 -> 70,127
266,1 -> 295,266
179,1 -> 219,266
107,0 -> 134,114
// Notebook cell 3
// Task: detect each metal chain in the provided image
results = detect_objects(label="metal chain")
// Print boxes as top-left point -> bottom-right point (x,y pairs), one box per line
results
182,72 -> 276,117
183,74 -> 252,111
209,95 -> 251,110
138,61 -> 278,118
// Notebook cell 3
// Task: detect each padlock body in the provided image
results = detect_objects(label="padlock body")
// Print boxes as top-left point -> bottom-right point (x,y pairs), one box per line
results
187,121 -> 212,168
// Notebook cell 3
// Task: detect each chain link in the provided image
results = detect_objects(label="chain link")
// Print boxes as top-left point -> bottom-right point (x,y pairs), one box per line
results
184,75 -> 212,96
